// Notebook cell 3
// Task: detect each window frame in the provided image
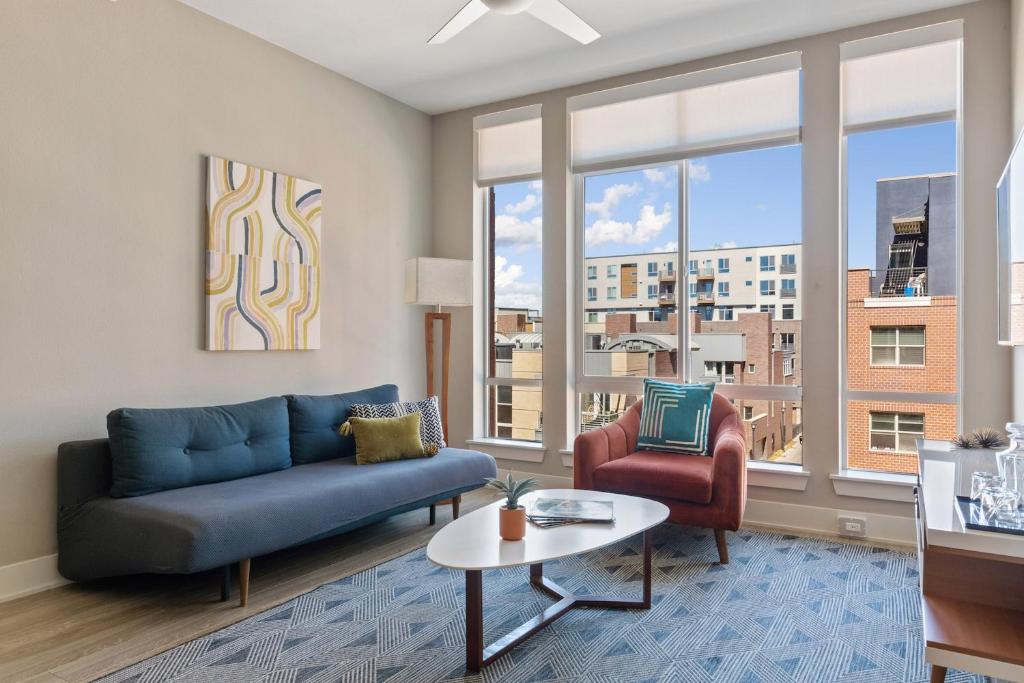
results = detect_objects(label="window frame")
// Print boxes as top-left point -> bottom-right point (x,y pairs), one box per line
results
477,182 -> 545,446
837,29 -> 963,472
868,411 -> 925,454
869,326 -> 926,367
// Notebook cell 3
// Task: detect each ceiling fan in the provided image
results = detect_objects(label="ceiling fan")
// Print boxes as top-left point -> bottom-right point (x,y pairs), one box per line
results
429,0 -> 600,45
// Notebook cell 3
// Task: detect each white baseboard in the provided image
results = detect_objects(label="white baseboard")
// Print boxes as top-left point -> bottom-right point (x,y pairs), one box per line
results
496,470 -> 915,547
0,553 -> 69,603
743,498 -> 915,546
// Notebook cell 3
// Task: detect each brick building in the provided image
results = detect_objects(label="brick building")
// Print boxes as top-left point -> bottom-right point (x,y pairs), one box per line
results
844,174 -> 958,473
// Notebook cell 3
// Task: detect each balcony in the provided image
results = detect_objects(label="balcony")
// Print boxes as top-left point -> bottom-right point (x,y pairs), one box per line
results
781,262 -> 797,274
869,267 -> 928,298
696,292 -> 715,305
696,265 -> 715,280
658,269 -> 676,282
658,293 -> 676,306
780,287 -> 797,299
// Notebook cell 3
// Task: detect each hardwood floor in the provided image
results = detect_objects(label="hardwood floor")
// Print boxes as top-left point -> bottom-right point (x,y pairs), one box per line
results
0,490 -> 498,683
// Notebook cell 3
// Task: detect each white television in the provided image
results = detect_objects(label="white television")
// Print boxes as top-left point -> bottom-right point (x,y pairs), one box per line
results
997,127 -> 1024,345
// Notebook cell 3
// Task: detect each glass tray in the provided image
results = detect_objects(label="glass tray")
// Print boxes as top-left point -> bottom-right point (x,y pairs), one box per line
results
955,495 -> 1024,536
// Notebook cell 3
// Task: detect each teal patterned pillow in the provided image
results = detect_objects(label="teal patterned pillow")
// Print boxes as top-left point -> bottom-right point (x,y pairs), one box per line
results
637,379 -> 716,455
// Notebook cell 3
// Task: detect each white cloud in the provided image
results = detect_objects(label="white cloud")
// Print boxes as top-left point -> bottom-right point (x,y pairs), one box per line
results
504,193 -> 539,215
585,203 -> 672,248
713,240 -> 738,249
529,180 -> 543,192
753,202 -> 767,212
494,214 -> 542,249
643,168 -> 667,184
585,182 -> 640,219
688,162 -> 711,182
653,241 -> 678,253
494,255 -> 542,310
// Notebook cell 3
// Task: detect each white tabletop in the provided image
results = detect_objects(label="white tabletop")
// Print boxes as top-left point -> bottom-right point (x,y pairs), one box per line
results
426,489 -> 669,571
918,439 -> 1024,560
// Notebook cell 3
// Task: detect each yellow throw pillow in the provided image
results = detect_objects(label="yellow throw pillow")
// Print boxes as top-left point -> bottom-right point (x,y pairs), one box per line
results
339,412 -> 437,465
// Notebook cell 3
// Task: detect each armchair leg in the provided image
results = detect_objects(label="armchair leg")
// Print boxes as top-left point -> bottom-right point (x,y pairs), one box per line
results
238,558 -> 251,608
714,529 -> 729,564
429,504 -> 436,526
452,494 -> 461,519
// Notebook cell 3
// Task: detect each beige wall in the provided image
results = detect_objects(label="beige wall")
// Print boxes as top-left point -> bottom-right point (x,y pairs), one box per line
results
0,0 -> 432,568
432,0 -> 1012,517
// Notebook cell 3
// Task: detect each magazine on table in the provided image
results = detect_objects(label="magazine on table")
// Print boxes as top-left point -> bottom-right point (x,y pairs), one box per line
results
528,497 -> 614,524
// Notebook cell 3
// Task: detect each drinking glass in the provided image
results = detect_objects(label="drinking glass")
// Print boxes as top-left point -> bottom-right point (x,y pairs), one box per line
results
980,486 -> 1020,524
971,472 -> 1005,501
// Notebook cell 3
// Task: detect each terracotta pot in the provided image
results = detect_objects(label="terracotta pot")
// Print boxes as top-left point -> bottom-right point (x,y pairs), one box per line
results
498,505 -> 527,541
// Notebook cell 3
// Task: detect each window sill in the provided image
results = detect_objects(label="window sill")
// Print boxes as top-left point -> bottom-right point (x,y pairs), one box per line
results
465,438 -> 546,463
559,448 -> 574,468
747,462 -> 810,491
830,469 -> 917,502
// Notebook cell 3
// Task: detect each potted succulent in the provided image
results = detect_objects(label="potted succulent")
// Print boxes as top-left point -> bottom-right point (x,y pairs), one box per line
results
485,474 -> 539,541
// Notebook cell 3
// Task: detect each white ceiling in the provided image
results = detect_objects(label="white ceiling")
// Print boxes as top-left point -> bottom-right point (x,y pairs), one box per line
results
178,0 -> 973,114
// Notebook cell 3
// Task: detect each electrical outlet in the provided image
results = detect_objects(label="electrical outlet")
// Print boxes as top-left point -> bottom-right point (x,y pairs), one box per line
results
838,516 -> 867,538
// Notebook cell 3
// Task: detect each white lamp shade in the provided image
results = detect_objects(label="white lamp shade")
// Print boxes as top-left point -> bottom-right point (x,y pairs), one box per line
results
405,257 -> 473,307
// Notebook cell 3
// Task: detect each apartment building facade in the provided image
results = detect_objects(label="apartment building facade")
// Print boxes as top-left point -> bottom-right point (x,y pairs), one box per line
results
583,244 -> 803,325
845,173 -> 958,473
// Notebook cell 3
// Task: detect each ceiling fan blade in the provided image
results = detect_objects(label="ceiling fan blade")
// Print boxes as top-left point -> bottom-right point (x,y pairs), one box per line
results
526,0 -> 600,44
428,0 -> 489,45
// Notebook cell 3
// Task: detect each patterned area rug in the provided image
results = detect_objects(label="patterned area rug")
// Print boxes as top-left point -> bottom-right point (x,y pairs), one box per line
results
98,526 -> 986,683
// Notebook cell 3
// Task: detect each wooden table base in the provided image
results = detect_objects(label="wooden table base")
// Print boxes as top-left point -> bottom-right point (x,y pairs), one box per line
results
464,528 -> 652,672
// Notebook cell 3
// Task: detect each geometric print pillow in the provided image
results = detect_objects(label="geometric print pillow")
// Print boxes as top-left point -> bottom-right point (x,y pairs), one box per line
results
351,396 -> 446,449
636,379 -> 715,456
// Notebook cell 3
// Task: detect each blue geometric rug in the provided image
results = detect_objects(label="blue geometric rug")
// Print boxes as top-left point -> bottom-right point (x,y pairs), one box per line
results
97,525 -> 986,682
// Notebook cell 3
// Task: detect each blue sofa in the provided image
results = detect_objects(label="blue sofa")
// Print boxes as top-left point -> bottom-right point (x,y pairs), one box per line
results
56,385 -> 496,605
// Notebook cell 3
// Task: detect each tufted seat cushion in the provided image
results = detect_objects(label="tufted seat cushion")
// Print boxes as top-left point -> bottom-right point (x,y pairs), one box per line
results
592,450 -> 714,505
107,397 -> 291,498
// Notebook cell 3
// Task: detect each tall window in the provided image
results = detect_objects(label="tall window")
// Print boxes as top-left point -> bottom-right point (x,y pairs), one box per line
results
569,52 -> 802,455
841,25 -> 960,474
487,180 -> 543,442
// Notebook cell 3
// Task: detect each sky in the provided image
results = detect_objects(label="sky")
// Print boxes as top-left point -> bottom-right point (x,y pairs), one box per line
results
492,121 -> 956,313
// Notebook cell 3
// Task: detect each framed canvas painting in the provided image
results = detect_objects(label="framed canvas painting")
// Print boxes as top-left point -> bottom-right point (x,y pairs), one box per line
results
206,156 -> 322,350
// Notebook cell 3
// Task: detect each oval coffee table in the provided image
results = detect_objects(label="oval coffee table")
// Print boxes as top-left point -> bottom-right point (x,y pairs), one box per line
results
426,488 -> 669,672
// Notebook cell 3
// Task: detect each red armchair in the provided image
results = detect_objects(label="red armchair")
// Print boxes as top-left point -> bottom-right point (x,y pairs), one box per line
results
573,393 -> 747,563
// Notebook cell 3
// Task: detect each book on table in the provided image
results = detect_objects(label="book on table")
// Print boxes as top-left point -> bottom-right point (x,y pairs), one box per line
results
528,497 -> 614,524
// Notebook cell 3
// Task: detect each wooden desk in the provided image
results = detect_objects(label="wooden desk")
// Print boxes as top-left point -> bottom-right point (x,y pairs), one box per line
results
917,440 -> 1024,682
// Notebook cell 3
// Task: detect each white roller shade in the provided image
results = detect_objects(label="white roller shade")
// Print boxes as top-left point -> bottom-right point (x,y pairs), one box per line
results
475,104 -> 542,185
841,22 -> 961,132
568,53 -> 801,172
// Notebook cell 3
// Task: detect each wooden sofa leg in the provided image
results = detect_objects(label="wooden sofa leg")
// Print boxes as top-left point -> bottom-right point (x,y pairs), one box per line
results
220,565 -> 231,602
429,504 -> 436,526
238,558 -> 251,608
714,529 -> 729,564
929,664 -> 947,683
452,495 -> 461,519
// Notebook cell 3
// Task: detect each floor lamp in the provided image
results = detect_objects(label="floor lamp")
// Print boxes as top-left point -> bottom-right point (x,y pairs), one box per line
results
405,257 -> 473,443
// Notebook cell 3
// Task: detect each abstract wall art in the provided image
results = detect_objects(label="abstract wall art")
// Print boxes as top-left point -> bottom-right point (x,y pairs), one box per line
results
206,156 -> 322,351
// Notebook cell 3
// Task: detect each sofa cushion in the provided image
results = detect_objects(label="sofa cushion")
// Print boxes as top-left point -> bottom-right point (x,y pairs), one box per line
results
107,397 -> 290,498
285,385 -> 399,464
592,450 -> 714,504
60,448 -> 497,578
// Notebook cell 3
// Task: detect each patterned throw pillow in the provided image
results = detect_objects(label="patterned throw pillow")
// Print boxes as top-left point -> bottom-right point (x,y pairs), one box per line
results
351,396 -> 446,449
637,379 -> 715,456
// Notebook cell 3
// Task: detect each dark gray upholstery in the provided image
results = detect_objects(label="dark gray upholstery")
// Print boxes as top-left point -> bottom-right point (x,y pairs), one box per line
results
58,441 -> 496,581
